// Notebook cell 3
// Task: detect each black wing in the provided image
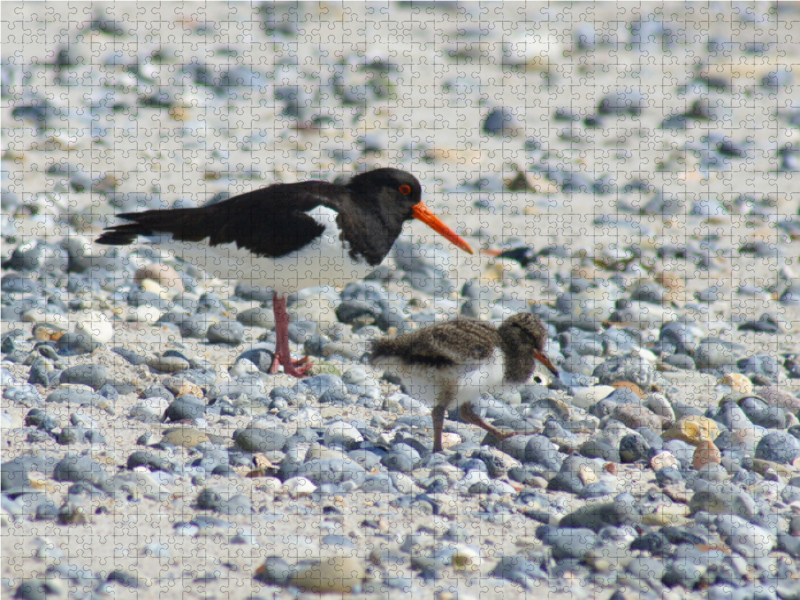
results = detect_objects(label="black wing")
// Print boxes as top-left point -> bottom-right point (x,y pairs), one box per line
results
96,181 -> 345,259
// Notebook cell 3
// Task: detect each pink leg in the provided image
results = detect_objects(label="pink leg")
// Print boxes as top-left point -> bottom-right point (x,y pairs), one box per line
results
269,293 -> 312,377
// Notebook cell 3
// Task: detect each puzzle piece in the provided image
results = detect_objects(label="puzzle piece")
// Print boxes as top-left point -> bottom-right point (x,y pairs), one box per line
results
4,3 -> 800,599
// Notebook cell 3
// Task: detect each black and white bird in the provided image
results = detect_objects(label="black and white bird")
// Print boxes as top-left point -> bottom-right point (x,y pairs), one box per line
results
97,168 -> 473,376
370,313 -> 558,452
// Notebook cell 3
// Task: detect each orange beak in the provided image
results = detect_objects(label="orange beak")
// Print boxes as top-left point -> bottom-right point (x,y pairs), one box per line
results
533,349 -> 559,377
411,203 -> 474,255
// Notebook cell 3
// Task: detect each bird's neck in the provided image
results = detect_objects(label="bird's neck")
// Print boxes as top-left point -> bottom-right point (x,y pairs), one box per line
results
498,337 -> 536,384
336,202 -> 405,266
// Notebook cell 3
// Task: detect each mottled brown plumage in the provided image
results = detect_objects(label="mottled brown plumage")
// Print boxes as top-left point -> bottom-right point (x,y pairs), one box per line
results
371,313 -> 558,452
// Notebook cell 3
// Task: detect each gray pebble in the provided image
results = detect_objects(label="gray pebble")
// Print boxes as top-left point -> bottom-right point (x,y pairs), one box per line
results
206,320 -> 245,345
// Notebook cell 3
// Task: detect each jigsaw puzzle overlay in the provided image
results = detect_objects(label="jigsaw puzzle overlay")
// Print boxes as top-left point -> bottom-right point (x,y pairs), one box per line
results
3,2 -> 800,599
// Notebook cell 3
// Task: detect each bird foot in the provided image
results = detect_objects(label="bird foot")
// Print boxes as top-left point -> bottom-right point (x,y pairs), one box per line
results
269,353 -> 313,377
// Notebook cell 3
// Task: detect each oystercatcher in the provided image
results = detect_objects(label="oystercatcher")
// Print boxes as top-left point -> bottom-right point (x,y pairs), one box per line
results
370,313 -> 558,452
97,168 -> 473,376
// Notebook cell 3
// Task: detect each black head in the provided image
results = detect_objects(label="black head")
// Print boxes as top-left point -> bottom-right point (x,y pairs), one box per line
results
497,313 -> 559,376
345,168 -> 473,255
346,168 -> 423,217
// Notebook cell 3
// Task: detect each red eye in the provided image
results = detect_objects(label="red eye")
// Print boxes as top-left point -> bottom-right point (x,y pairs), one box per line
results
399,185 -> 412,195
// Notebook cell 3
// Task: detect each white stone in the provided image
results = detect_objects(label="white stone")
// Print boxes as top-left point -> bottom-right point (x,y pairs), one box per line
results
0,410 -> 22,430
389,471 -> 418,494
22,309 -> 69,327
571,385 -> 615,409
74,311 -> 114,343
125,305 -> 163,323
128,397 -> 170,420
294,407 -> 323,427
453,470 -> 491,493
281,476 -> 317,497
323,421 -> 364,446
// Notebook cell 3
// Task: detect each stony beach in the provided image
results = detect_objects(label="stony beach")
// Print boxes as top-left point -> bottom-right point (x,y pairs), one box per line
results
4,2 -> 800,599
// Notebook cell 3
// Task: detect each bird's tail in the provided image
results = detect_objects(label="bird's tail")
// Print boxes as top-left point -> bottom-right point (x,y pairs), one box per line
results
96,207 -> 208,246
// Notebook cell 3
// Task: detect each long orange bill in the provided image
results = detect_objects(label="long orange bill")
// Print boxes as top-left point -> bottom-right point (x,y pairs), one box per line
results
411,202 -> 474,255
533,349 -> 559,377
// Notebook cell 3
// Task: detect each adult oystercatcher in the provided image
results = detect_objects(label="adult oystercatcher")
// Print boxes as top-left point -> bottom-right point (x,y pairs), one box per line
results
97,168 -> 473,376
370,312 -> 558,452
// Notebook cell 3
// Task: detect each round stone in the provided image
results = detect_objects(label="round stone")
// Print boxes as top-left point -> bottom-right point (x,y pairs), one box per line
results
53,454 -> 108,488
58,364 -> 107,389
693,440 -> 722,470
662,415 -> 720,445
235,427 -> 286,452
323,421 -> 364,447
289,555 -> 366,593
46,387 -> 104,407
206,320 -> 245,345
73,311 -> 114,343
255,556 -> 294,585
134,263 -> 184,292
162,395 -> 205,422
619,434 -> 650,463
755,431 -> 800,465
161,427 -> 209,448
236,307 -> 275,329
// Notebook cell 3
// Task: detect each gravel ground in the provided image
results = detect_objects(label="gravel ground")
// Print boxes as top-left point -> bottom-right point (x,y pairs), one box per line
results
4,3 -> 800,600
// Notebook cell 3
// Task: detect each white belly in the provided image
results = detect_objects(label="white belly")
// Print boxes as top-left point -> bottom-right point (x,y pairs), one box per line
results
149,207 -> 376,296
376,349 -> 508,409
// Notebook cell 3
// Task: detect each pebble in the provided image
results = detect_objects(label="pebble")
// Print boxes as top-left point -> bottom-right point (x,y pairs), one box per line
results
161,428 -> 209,448
692,440 -> 722,470
234,427 -> 286,452
134,263 -> 184,292
236,307 -> 275,329
289,555 -> 366,593
73,311 -> 114,344
162,395 -> 206,422
146,355 -> 190,372
755,431 -> 800,465
58,364 -> 107,389
662,415 -> 720,445
206,320 -> 245,345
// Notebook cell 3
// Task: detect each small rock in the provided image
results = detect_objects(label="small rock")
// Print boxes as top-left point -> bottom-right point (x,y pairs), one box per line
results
235,427 -> 286,452
662,415 -> 720,445
289,555 -> 366,593
323,421 -> 364,447
718,373 -> 753,394
613,404 -> 666,432
207,320 -> 245,345
236,307 -> 275,329
755,431 -> 800,465
73,311 -> 114,344
147,355 -> 190,373
161,427 -> 209,448
58,364 -> 107,390
162,395 -> 205,422
134,263 -> 184,292
692,440 -> 721,470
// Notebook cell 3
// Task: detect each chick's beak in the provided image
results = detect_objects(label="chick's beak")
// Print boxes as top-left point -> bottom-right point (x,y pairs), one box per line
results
533,349 -> 559,377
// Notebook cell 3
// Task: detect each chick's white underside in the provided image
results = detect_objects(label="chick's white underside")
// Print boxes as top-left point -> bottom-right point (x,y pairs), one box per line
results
374,349 -> 508,409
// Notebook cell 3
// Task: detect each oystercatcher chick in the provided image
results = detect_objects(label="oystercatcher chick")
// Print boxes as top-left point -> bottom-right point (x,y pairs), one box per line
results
97,168 -> 473,376
370,312 -> 558,452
